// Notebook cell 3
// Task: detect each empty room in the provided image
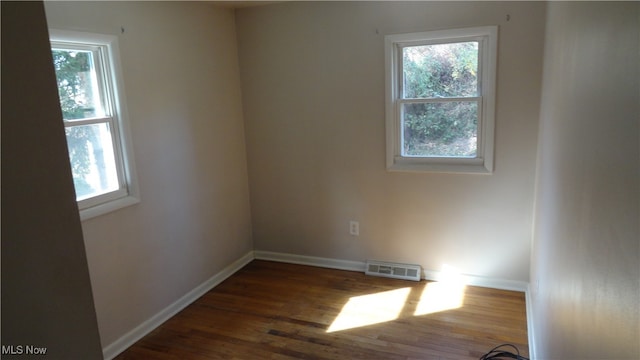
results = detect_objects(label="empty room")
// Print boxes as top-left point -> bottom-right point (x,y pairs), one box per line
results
2,1 -> 638,360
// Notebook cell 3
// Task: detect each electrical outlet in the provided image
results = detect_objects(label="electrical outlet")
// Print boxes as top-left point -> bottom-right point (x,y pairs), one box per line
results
349,221 -> 359,236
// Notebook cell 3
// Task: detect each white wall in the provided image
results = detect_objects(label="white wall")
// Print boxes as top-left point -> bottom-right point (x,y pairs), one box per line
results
531,2 -> 639,358
236,1 -> 545,282
44,1 -> 253,348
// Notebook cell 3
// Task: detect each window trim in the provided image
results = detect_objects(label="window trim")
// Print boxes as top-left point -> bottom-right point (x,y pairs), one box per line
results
50,29 -> 140,220
385,26 -> 498,174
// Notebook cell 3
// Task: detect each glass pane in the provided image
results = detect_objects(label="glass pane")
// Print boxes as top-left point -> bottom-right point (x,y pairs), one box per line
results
65,123 -> 120,200
52,49 -> 105,120
402,102 -> 478,157
403,42 -> 478,99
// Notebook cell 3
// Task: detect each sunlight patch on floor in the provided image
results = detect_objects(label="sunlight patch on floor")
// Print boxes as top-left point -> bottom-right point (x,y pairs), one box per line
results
327,287 -> 411,332
414,281 -> 466,315
415,264 -> 466,316
327,264 -> 468,333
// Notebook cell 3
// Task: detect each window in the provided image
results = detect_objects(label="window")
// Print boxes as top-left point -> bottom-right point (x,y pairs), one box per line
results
385,26 -> 497,173
50,30 -> 139,220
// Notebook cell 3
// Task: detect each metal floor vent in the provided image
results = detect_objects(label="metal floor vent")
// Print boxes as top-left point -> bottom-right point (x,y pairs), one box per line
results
365,260 -> 421,282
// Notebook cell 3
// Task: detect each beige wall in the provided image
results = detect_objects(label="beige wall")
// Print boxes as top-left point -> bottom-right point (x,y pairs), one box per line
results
236,1 -> 545,282
8,2 -> 639,358
531,2 -> 639,358
1,2 -> 103,358
44,1 -> 253,348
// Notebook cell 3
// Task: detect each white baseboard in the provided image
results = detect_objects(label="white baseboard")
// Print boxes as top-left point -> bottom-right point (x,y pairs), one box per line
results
254,250 -> 366,272
422,268 -> 529,292
254,250 -> 529,292
102,251 -> 255,360
525,285 -> 537,360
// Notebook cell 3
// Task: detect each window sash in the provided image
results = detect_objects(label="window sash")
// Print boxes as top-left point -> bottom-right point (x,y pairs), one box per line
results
397,98 -> 482,159
397,40 -> 482,101
52,43 -> 114,120
63,117 -> 128,209
63,115 -> 126,181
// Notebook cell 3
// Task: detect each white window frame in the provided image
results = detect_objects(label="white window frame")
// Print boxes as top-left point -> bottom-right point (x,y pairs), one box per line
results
385,26 -> 498,174
50,29 -> 139,220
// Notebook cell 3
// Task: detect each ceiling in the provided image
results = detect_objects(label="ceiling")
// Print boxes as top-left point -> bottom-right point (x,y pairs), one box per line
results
212,1 -> 283,8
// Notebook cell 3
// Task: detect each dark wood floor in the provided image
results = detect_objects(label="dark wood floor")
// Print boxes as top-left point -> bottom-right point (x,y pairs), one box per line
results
116,260 -> 528,359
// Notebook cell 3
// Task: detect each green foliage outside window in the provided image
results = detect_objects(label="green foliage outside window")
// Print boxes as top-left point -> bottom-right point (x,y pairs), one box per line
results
402,42 -> 479,157
52,50 -> 98,197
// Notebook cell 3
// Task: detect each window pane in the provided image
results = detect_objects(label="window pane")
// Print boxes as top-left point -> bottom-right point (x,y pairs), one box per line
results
52,49 -> 105,120
65,123 -> 120,200
403,42 -> 478,99
402,102 -> 478,157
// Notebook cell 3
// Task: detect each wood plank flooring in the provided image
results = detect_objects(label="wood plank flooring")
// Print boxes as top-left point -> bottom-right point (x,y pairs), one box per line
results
115,260 -> 528,360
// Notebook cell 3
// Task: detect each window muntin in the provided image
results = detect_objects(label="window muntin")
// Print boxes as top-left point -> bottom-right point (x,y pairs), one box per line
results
50,30 -> 139,219
385,27 -> 497,173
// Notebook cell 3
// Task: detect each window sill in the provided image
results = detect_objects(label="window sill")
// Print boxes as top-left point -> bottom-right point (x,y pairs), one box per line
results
387,157 -> 493,174
79,195 -> 140,221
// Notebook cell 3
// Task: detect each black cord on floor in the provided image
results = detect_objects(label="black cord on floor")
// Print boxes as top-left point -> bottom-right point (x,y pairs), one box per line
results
479,344 -> 529,360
